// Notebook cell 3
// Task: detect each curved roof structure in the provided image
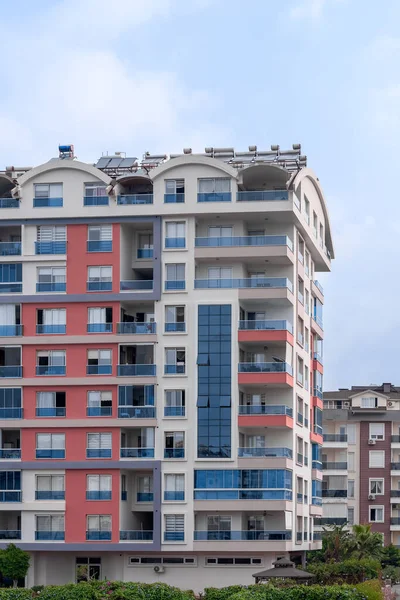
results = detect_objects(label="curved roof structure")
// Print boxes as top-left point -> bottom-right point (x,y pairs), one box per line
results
150,154 -> 238,181
17,159 -> 111,186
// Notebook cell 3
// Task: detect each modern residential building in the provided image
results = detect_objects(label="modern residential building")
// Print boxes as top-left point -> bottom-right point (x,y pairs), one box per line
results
321,383 -> 400,544
0,144 -> 333,590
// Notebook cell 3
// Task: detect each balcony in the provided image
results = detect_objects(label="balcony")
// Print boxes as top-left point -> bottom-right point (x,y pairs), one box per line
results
164,406 -> 185,417
0,283 -> 22,293
35,490 -> 65,500
0,242 -> 21,256
0,409 -> 22,421
164,491 -> 184,501
391,463 -> 400,470
120,447 -> 154,458
391,491 -> 400,497
164,193 -> 184,204
238,404 -> 293,428
33,197 -> 63,207
392,436 -> 400,443
313,531 -> 323,540
194,490 -> 292,501
238,447 -> 292,458
84,196 -> 109,206
0,448 -> 21,459
314,517 -> 347,526
239,405 -> 292,416
194,530 -> 292,541
36,365 -> 66,376
0,491 -> 21,502
87,323 -> 113,333
314,352 -> 323,364
87,407 -> 112,417
314,388 -> 323,399
35,531 -> 65,540
195,277 -> 293,291
36,407 -> 66,417
322,490 -> 347,498
117,322 -> 156,334
120,280 -> 153,291
87,281 -> 112,292
86,365 -> 112,375
312,497 -> 322,506
164,532 -> 184,541
322,462 -> 348,470
137,492 -> 153,502
36,449 -> 65,459
165,280 -> 185,291
87,240 -> 112,252
164,448 -> 185,459
86,530 -> 112,540
118,406 -> 156,419
117,364 -> 156,377
0,530 -> 21,540
35,241 -> 66,255
36,324 -> 66,334
120,530 -> 153,541
239,320 -> 293,333
117,194 -> 153,205
137,248 -> 153,259
36,282 -> 66,293
313,280 -> 324,295
86,490 -> 112,500
86,448 -> 112,459
323,434 -> 347,443
237,190 -> 289,202
164,365 -> 185,375
198,192 -> 231,203
165,238 -> 186,249
391,518 -> 400,525
0,325 -> 22,336
195,235 -> 293,251
0,366 -> 22,378
165,322 -> 186,333
238,362 -> 293,375
0,198 -> 19,208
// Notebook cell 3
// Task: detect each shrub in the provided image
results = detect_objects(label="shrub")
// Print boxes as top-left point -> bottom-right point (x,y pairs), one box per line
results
0,591 -> 32,600
355,580 -> 384,600
205,584 -> 370,600
382,565 -> 400,583
307,558 -> 381,584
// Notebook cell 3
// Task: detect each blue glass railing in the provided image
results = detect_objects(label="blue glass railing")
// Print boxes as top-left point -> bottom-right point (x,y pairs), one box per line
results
314,424 -> 323,435
0,408 -> 22,419
313,531 -> 323,540
314,352 -> 323,364
36,324 -> 66,334
137,248 -> 153,259
0,366 -> 22,378
36,282 -> 66,293
35,241 -> 66,255
86,448 -> 112,459
164,193 -> 185,204
164,531 -> 184,541
195,235 -> 293,251
165,322 -> 186,333
87,281 -> 112,291
0,448 -> 21,459
36,365 -> 65,376
195,277 -> 293,291
312,460 -> 322,470
164,406 -> 185,417
35,490 -> 65,500
84,196 -> 109,206
313,497 -> 324,506
118,406 -> 155,418
87,323 -> 113,333
86,490 -> 112,500
0,325 -> 22,336
313,280 -> 324,294
117,194 -> 153,205
238,447 -> 292,458
194,530 -> 292,541
86,530 -> 111,540
164,448 -> 185,459
36,449 -> 65,459
198,192 -> 231,203
137,492 -> 153,502
120,448 -> 154,458
36,531 -> 65,540
194,490 -> 293,500
120,280 -> 153,291
0,242 -> 21,256
120,530 -> 153,541
87,240 -> 112,252
0,491 -> 21,502
117,322 -> 156,334
237,190 -> 289,201
165,280 -> 185,291
34,197 -> 63,207
164,491 -> 185,501
239,320 -> 293,333
0,198 -> 19,208
0,283 -> 22,293
165,238 -> 186,249
313,315 -> 323,329
86,365 -> 112,375
118,364 -> 156,376
87,406 -> 112,417
164,365 -> 186,375
238,362 -> 293,375
239,403 -> 291,416
0,530 -> 21,539
36,407 -> 66,417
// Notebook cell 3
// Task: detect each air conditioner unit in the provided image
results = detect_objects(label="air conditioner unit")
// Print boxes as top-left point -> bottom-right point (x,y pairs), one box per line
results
368,494 -> 376,500
389,401 -> 394,407
154,566 -> 165,574
368,439 -> 376,445
343,402 -> 350,408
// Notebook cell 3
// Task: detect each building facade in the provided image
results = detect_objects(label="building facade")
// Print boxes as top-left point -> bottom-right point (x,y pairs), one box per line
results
321,383 -> 400,544
0,145 -> 333,590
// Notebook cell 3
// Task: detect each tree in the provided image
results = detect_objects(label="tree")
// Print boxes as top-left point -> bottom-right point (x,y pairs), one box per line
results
0,544 -> 30,588
350,524 -> 383,560
321,523 -> 352,562
381,544 -> 400,568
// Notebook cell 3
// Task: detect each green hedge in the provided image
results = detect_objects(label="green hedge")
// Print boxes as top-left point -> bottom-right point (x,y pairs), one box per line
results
307,559 -> 382,584
0,592 -> 32,600
204,582 -> 383,600
37,581 -> 194,600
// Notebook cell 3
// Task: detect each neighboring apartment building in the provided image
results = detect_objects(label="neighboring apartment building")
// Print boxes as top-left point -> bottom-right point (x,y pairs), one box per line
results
321,383 -> 400,544
0,144 -> 333,590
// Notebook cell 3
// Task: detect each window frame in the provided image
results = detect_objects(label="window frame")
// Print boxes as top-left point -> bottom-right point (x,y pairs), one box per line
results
369,505 -> 384,523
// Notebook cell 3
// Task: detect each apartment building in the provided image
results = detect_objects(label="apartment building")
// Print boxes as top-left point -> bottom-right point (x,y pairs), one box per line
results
321,383 -> 400,544
0,144 -> 333,590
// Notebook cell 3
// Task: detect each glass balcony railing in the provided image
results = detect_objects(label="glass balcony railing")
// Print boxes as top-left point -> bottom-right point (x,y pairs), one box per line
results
36,282 -> 66,292
35,490 -> 65,500
0,325 -> 22,336
165,238 -> 186,249
0,366 -> 22,378
87,323 -> 113,333
120,530 -> 153,541
86,448 -> 112,459
86,365 -> 112,375
117,322 -> 156,334
313,280 -> 324,294
237,190 -> 289,202
118,406 -> 156,419
195,277 -> 293,291
312,460 -> 322,470
120,280 -> 153,291
164,193 -> 185,204
391,463 -> 400,470
84,196 -> 109,206
164,406 -> 185,417
391,518 -> 400,525
238,405 -> 293,416
87,281 -> 112,292
164,364 -> 186,375
321,490 -> 347,498
314,388 -> 323,399
0,491 -> 21,502
322,462 -> 348,470
0,198 -> 19,208
238,447 -> 292,458
165,322 -> 186,333
313,315 -> 323,329
0,283 -> 22,293
164,491 -> 185,501
120,448 -> 155,458
35,241 -> 66,254
33,197 -> 63,207
36,407 -> 66,417
314,352 -> 323,364
238,362 -> 293,375
117,364 -> 156,377
36,449 -> 65,459
195,235 -> 293,251
323,434 -> 348,442
194,490 -> 293,501
137,492 -> 153,502
36,324 -> 66,334
392,436 -> 400,443
0,530 -> 21,539
198,192 -> 231,203
87,240 -> 112,252
137,248 -> 153,259
117,194 -> 153,205
0,448 -> 21,459
194,530 -> 292,541
314,424 -> 323,435
35,531 -> 65,540
391,491 -> 400,497
86,530 -> 111,540
165,280 -> 185,291
164,448 -> 185,459
312,497 -> 322,506
239,320 -> 293,333
164,531 -> 184,541
86,490 -> 112,500
314,517 -> 347,526
0,242 -> 21,256
36,365 -> 66,376
87,406 -> 112,417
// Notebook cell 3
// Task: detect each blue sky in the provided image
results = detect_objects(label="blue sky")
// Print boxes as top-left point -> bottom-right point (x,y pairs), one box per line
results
0,0 -> 399,389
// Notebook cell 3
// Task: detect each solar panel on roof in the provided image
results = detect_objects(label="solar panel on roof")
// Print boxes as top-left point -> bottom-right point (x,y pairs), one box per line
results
107,157 -> 124,168
96,157 -> 111,169
119,157 -> 138,168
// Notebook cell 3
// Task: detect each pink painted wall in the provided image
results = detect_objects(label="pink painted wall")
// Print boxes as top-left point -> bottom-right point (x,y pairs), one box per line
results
66,224 -> 120,295
65,469 -> 120,543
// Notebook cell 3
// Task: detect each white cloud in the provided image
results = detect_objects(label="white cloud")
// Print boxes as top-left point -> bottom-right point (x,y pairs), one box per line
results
289,0 -> 344,22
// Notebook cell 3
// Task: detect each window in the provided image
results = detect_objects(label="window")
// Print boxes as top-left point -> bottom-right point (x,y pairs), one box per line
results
137,476 -> 153,502
0,387 -> 22,419
85,183 -> 107,197
369,506 -> 384,523
297,356 -> 304,385
87,432 -> 112,459
86,475 -> 112,500
361,396 -> 378,408
304,403 -> 309,428
36,515 -> 65,539
298,277 -> 304,304
36,350 -> 66,376
34,184 -> 63,199
87,225 -> 112,251
198,178 -> 231,202
87,349 -> 112,375
88,307 -> 113,333
304,197 -> 310,223
305,290 -> 310,315
370,423 -> 384,440
165,264 -> 185,291
348,452 -> 355,471
165,222 -> 186,249
76,557 -> 102,582
297,397 -> 304,424
138,232 -> 153,250
347,507 -> 354,525
208,515 -> 231,533
87,391 -> 112,417
208,226 -> 233,238
0,264 -> 22,292
165,348 -> 186,375
297,437 -> 304,465
36,433 -> 65,459
348,480 -> 355,498
305,251 -> 310,276
304,365 -> 309,391
205,557 -> 262,566
369,479 -> 384,495
165,389 -> 186,417
347,424 -> 356,444
164,474 -> 185,501
165,431 -> 185,459
369,450 -> 385,468
208,267 -> 233,279
37,308 -> 66,334
36,226 -> 66,254
319,223 -> 324,247
87,266 -> 112,291
37,267 -> 66,292
164,514 -> 184,541
165,306 -> 185,333
165,179 -> 185,194
36,475 -> 64,500
36,391 -> 66,417
128,556 -> 196,566
313,211 -> 318,237
87,515 -> 112,540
